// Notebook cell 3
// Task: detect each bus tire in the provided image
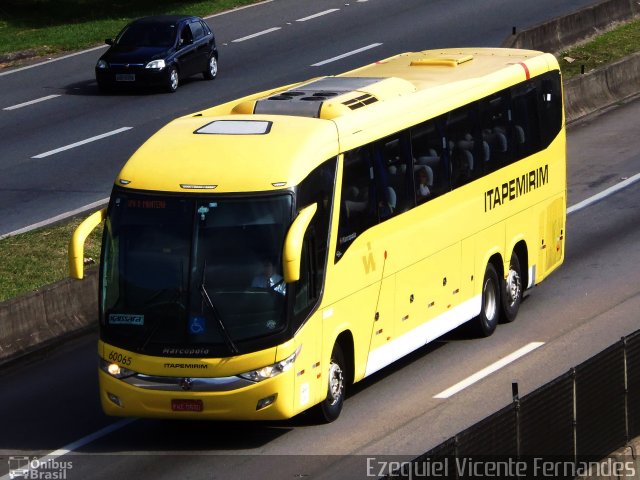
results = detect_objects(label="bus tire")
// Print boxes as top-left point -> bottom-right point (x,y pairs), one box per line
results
316,343 -> 346,423
472,263 -> 500,337
501,252 -> 522,323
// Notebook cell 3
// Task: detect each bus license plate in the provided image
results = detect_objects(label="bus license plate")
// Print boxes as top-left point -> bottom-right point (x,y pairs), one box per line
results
116,74 -> 135,82
171,399 -> 203,412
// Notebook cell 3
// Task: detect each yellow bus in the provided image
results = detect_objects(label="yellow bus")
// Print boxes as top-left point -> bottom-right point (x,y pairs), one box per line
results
70,48 -> 565,422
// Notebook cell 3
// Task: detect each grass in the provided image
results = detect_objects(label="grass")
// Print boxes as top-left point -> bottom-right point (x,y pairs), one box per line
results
0,0 -> 258,63
558,17 -> 640,78
0,219 -> 103,302
0,8 -> 639,302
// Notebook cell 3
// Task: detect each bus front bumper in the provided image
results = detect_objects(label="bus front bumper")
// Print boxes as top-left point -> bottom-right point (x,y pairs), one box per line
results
98,368 -> 296,420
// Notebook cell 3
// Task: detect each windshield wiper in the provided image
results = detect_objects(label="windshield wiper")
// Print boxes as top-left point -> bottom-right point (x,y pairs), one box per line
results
199,282 -> 239,355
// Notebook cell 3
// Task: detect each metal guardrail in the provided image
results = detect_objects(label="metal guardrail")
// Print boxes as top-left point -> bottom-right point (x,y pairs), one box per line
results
384,329 -> 640,479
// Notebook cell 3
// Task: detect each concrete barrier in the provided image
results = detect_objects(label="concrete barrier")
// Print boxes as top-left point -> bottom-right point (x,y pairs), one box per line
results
564,51 -> 640,123
0,268 -> 98,365
2,1 -> 640,367
502,0 -> 639,52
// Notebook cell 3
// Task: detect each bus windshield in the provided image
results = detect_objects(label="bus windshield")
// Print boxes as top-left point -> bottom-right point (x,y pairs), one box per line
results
100,190 -> 293,356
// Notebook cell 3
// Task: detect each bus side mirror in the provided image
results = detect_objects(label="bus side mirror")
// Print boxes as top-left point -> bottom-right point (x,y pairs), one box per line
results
69,208 -> 106,280
283,203 -> 317,283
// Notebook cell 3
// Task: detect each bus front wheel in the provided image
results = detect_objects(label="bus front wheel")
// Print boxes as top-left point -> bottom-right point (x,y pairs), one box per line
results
316,344 -> 345,423
472,263 -> 500,337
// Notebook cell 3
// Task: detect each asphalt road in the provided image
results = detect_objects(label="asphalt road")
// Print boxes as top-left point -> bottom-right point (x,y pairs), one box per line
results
2,1 -> 640,479
1,97 -> 640,479
0,0 -> 602,236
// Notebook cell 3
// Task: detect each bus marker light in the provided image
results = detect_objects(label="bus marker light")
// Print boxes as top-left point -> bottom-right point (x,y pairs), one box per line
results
256,394 -> 277,410
180,184 -> 217,190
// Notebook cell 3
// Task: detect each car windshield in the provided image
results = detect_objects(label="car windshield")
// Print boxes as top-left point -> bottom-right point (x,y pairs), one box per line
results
100,190 -> 293,357
116,22 -> 177,48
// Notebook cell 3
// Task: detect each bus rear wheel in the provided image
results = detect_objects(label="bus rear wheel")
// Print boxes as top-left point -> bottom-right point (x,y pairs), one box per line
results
316,344 -> 345,423
471,263 -> 500,337
501,252 -> 522,323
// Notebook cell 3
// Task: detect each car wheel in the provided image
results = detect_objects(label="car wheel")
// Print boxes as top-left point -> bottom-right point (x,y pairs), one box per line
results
203,54 -> 218,80
166,66 -> 179,93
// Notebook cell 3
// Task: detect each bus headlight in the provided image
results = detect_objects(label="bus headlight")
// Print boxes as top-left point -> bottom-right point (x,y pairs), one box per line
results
100,358 -> 136,379
239,346 -> 301,382
145,59 -> 166,70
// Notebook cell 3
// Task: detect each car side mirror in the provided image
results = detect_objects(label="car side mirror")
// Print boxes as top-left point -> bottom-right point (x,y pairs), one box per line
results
105,38 -> 114,46
283,203 -> 317,283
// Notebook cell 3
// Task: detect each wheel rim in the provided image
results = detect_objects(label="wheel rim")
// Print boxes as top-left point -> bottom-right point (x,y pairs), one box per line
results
505,269 -> 522,307
209,57 -> 218,77
483,277 -> 498,322
169,68 -> 178,90
327,360 -> 344,406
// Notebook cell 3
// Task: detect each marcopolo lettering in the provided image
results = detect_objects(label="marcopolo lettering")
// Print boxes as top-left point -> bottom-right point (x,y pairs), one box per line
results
484,164 -> 548,212
162,347 -> 211,356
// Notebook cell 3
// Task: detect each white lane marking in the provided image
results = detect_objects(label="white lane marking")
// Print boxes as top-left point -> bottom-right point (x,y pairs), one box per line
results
433,342 -> 544,399
296,9 -> 340,22
232,27 -> 281,43
0,197 -> 109,241
3,94 -> 61,111
205,0 -> 273,18
311,43 -> 383,67
567,172 -> 640,215
31,127 -> 132,159
0,45 -> 107,77
0,418 -> 136,480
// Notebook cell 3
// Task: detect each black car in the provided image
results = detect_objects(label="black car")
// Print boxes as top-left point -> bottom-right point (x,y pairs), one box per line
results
95,15 -> 218,93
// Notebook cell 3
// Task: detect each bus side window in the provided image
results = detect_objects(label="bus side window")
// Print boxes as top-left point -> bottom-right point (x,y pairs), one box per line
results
377,132 -> 412,213
510,82 -> 542,160
480,93 -> 512,171
410,119 -> 446,201
295,158 -> 337,319
336,148 -> 377,261
539,72 -> 563,147
446,106 -> 481,189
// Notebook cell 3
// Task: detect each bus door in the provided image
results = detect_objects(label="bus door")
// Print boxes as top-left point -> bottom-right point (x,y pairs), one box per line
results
539,196 -> 565,277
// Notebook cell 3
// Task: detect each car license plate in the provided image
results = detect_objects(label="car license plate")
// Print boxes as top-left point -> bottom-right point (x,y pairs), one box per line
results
116,74 -> 135,82
171,399 -> 203,412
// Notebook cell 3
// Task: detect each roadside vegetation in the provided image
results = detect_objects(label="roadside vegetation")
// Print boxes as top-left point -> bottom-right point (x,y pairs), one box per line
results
0,0 -> 258,65
558,17 -> 640,78
0,219 -> 102,302
0,9 -> 639,302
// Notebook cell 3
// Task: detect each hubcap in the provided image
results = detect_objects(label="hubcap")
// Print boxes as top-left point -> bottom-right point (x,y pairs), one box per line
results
169,69 -> 178,90
484,277 -> 497,321
327,361 -> 344,406
209,57 -> 218,77
505,269 -> 522,307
